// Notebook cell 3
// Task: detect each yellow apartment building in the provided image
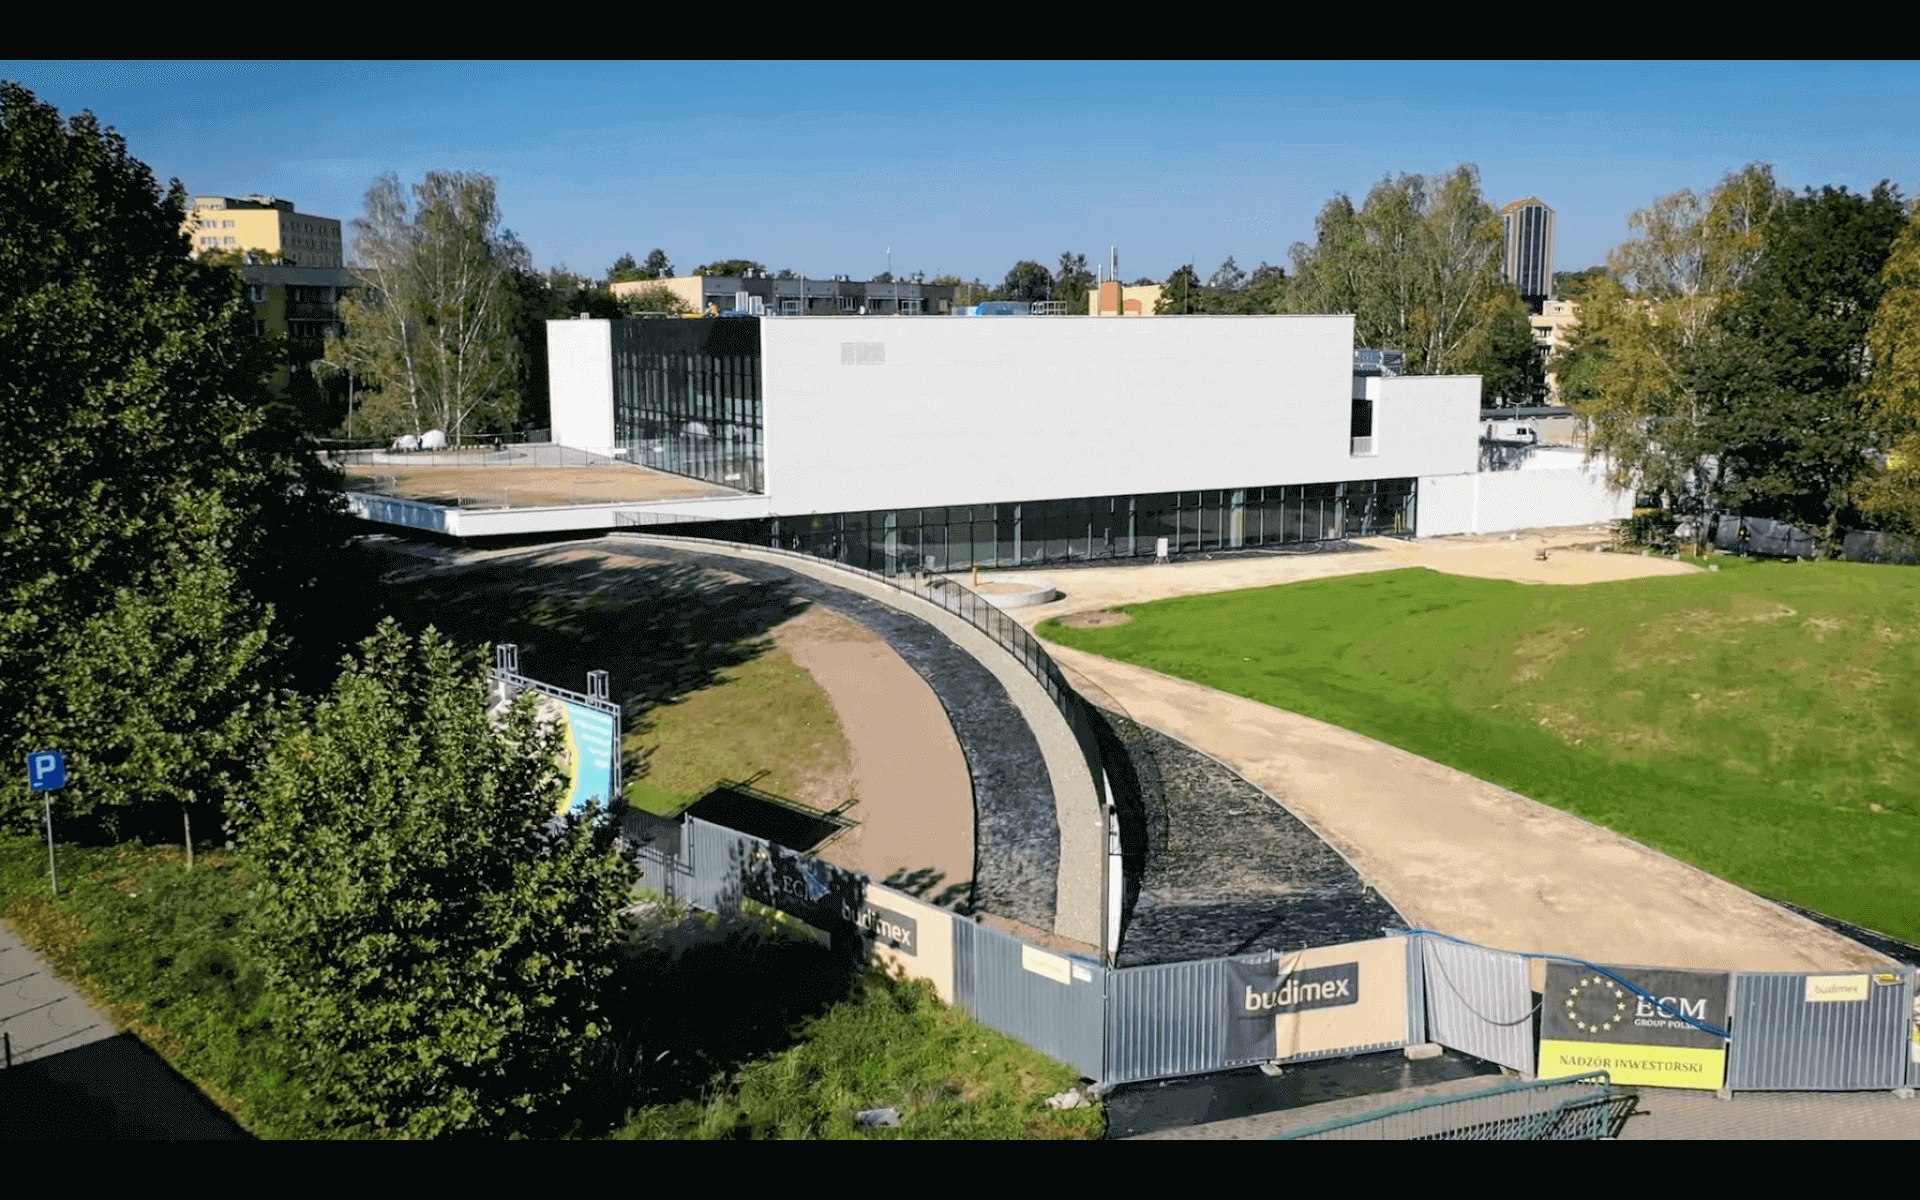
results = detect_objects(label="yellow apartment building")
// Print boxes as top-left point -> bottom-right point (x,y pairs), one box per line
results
187,194 -> 344,267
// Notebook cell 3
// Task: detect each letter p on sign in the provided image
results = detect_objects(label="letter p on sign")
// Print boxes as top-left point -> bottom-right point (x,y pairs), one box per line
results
28,751 -> 65,791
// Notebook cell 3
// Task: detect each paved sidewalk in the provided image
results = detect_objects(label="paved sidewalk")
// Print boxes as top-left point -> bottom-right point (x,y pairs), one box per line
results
1,919 -> 246,1138
1126,1068 -> 1920,1139
1,919 -> 116,1070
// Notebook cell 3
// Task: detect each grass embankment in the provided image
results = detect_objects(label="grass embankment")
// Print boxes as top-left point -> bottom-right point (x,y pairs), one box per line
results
623,647 -> 853,816
377,549 -> 856,818
1038,556 -> 1920,943
0,838 -> 1098,1139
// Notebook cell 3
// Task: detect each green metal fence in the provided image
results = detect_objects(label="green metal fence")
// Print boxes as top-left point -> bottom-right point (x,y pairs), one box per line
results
1271,1072 -> 1639,1140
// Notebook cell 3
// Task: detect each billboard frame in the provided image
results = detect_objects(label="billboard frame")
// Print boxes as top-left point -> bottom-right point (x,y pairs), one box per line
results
492,643 -> 622,813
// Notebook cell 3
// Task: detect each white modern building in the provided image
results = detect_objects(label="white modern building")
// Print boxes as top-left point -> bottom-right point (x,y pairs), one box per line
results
350,312 -> 1628,547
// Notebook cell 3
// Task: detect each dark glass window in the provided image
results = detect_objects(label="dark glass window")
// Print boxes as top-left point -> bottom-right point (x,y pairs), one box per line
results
610,318 -> 763,492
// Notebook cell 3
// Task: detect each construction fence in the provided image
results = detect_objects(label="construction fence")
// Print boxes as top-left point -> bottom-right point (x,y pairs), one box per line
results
624,812 -> 1920,1096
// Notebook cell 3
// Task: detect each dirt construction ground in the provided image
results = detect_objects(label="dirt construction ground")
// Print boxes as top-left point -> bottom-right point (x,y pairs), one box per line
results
1007,527 -> 1899,973
767,606 -> 974,890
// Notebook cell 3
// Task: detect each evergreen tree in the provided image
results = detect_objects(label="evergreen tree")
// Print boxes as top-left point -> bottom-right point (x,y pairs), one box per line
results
240,621 -> 635,1138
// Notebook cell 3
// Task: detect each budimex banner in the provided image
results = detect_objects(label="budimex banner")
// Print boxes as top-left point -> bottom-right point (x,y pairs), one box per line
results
1224,937 -> 1407,1064
1538,963 -> 1731,1090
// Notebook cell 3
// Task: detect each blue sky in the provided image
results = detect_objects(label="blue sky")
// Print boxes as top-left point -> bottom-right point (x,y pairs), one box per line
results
6,61 -> 1918,286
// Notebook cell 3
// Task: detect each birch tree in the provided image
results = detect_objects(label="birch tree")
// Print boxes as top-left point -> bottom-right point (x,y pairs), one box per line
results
1285,165 -> 1515,377
1552,164 -> 1793,524
324,172 -> 526,442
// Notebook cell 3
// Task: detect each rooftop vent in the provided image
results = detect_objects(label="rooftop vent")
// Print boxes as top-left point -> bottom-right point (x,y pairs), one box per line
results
1353,348 -> 1405,377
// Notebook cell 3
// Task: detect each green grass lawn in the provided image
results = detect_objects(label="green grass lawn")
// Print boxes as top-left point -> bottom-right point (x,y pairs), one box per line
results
1038,555 -> 1920,944
0,836 -> 1099,1139
623,645 -> 853,817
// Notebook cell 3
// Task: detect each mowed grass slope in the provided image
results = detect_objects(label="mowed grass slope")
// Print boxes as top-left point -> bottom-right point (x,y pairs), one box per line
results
1039,557 -> 1920,943
623,646 -> 854,816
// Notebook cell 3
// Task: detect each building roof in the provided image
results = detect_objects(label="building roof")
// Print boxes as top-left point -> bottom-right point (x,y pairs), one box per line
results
238,264 -> 361,286
1501,197 -> 1551,214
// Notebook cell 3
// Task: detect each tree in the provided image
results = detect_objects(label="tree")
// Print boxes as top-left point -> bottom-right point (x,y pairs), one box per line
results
1240,262 -> 1289,313
1859,208 -> 1920,533
1552,266 -> 1613,304
1694,182 -> 1908,543
1284,166 -> 1509,376
1054,251 -> 1093,313
1475,286 -> 1548,407
1,81 -> 360,834
200,246 -> 292,268
1155,264 -> 1205,314
240,621 -> 635,1138
615,285 -> 692,316
325,172 -> 527,443
1207,256 -> 1247,294
1552,164 -> 1792,522
643,248 -> 673,279
607,252 -> 641,283
996,260 -> 1053,304
693,259 -> 766,277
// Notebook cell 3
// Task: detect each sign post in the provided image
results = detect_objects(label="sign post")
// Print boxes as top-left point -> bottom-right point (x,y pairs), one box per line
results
27,751 -> 66,896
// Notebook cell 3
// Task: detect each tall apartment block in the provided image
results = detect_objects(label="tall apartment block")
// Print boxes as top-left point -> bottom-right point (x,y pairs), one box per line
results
1500,197 -> 1554,311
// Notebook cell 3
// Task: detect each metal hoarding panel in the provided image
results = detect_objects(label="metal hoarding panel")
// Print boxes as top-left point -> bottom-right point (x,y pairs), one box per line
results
1105,938 -> 1410,1085
1910,975 -> 1920,1090
1727,969 -> 1913,1091
954,920 -> 1105,1081
686,814 -> 764,914
1105,957 -> 1244,1084
1421,936 -> 1535,1074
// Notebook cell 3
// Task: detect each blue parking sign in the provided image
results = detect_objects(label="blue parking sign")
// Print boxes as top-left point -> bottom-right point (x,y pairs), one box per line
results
27,751 -> 65,791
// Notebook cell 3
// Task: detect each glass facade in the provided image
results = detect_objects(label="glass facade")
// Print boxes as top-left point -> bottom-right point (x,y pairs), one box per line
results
696,479 -> 1420,574
610,317 -> 763,491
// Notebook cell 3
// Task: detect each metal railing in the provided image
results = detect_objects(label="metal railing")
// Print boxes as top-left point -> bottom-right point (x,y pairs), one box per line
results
321,439 -> 626,472
607,530 -> 1092,737
1271,1072 -> 1639,1141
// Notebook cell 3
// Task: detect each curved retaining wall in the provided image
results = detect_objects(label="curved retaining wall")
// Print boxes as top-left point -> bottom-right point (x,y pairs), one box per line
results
611,533 -> 1110,952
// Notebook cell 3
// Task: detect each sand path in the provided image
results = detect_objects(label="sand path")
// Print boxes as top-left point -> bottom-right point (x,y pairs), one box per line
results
1005,527 -> 1896,972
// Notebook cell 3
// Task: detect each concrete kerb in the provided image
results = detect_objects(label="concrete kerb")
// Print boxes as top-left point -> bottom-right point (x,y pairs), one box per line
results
610,533 -> 1107,952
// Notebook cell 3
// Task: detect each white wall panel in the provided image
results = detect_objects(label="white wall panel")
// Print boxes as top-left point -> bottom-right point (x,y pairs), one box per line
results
547,320 -> 613,452
1472,465 -> 1632,533
1368,375 -> 1481,480
760,315 -> 1373,515
1416,473 -> 1479,537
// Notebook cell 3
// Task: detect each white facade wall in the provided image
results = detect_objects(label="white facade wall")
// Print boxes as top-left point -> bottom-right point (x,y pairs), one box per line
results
546,320 -> 614,455
1415,474 -> 1479,537
1354,374 -> 1481,481
547,314 -> 1493,527
759,315 -> 1378,515
1417,451 -> 1634,537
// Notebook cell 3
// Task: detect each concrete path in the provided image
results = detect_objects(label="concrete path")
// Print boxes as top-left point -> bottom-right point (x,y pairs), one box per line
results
1124,1067 -> 1920,1139
1002,527 -> 1896,974
0,919 -> 246,1138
